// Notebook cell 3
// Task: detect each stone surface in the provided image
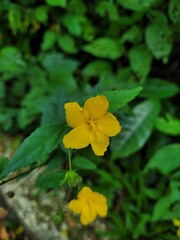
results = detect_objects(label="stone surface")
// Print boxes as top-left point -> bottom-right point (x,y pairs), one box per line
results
0,169 -> 69,240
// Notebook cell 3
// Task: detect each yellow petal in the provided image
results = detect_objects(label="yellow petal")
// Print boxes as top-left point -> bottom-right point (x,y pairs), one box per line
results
84,95 -> 109,119
68,199 -> 86,214
80,203 -> 97,225
78,186 -> 93,199
90,128 -> 109,156
64,102 -> 87,128
92,201 -> 108,217
173,219 -> 180,227
96,112 -> 121,137
63,125 -> 90,149
92,192 -> 107,204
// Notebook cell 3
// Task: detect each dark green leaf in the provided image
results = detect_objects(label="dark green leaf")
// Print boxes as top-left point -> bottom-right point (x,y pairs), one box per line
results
168,0 -> 180,23
40,52 -> 78,93
73,156 -> 96,170
129,45 -> 153,82
36,171 -> 65,190
145,21 -> 172,63
103,87 -> 143,112
1,123 -> 64,177
83,60 -> 111,77
139,78 -> 179,99
117,0 -> 157,11
111,100 -> 161,159
45,0 -> 67,7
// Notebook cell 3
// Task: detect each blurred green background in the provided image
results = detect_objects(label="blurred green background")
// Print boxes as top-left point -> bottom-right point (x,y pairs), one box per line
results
0,0 -> 180,239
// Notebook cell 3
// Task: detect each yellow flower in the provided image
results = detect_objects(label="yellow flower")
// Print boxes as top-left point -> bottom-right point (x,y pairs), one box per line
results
68,186 -> 108,225
173,219 -> 180,237
63,95 -> 121,156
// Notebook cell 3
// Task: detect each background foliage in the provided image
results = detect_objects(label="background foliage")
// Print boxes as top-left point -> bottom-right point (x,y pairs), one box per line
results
0,0 -> 180,239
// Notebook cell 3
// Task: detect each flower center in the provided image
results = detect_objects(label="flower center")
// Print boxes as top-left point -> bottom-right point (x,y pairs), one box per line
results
88,119 -> 96,129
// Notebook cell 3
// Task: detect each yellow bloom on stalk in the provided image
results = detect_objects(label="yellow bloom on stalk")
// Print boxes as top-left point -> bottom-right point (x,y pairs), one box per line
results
173,219 -> 180,237
68,186 -> 108,225
63,95 -> 121,156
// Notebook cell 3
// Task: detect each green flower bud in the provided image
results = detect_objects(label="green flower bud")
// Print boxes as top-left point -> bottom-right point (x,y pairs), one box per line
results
61,170 -> 82,187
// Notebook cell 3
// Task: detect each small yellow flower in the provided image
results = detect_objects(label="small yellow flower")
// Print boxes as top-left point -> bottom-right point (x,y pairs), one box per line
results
173,219 -> 180,237
63,95 -> 121,156
68,186 -> 108,225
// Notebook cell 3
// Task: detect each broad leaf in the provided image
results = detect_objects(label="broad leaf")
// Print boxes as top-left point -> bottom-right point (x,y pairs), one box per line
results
129,45 -> 153,82
151,195 -> 171,222
40,52 -> 78,93
145,21 -> 172,63
168,0 -> 180,23
57,34 -> 77,54
45,0 -> 67,7
41,31 -> 57,51
73,156 -> 96,170
0,123 -> 64,177
83,60 -> 111,77
111,100 -> 161,159
139,78 -> 179,99
83,38 -> 124,60
155,115 -> 180,136
0,46 -> 26,79
103,87 -> 142,112
36,171 -> 65,190
117,0 -> 157,11
144,144 -> 180,174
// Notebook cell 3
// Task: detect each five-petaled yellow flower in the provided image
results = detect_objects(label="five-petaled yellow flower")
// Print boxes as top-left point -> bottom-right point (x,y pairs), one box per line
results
68,186 -> 108,225
173,219 -> 180,237
63,95 -> 121,156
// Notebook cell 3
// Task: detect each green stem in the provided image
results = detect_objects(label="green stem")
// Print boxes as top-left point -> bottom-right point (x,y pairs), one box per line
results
68,149 -> 72,171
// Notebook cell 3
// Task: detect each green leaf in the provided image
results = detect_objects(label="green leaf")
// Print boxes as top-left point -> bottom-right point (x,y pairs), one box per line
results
34,6 -> 49,23
0,157 -> 9,172
111,100 -> 161,159
168,0 -> 180,23
144,144 -> 180,174
73,156 -> 96,170
41,31 -> 57,51
121,25 -> 142,43
0,123 -> 64,177
83,60 -> 111,77
117,0 -> 157,11
62,14 -> 86,36
45,0 -> 67,7
139,78 -> 179,99
145,21 -> 172,63
83,38 -> 124,60
151,195 -> 171,222
58,34 -> 77,54
129,45 -> 153,82
8,9 -> 22,34
40,52 -> 78,93
0,46 -> 26,79
103,87 -> 142,112
36,171 -> 65,190
155,115 -> 180,136
95,2 -> 120,21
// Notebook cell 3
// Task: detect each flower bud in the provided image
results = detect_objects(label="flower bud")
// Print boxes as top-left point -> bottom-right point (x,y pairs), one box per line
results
61,170 -> 82,187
